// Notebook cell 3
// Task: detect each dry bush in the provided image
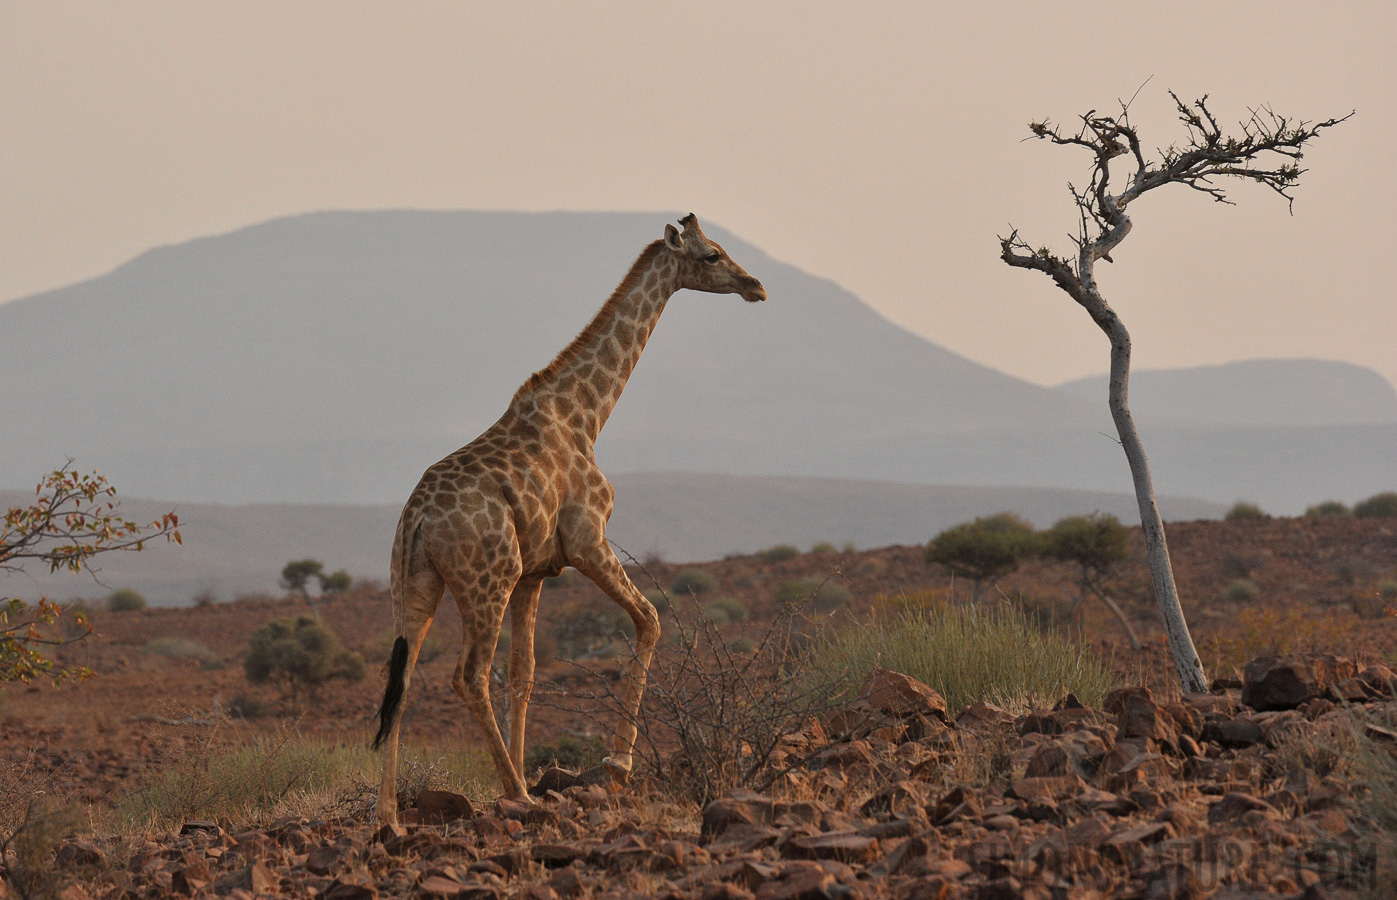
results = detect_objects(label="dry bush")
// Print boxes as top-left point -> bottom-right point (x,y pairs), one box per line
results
541,599 -> 852,807
0,801 -> 82,900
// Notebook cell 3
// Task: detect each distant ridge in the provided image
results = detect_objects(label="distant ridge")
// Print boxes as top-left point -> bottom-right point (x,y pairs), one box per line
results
1056,359 -> 1397,427
1,210 -> 1392,514
0,473 -> 1226,606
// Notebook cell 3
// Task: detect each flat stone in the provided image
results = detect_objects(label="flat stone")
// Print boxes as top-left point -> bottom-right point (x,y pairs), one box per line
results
415,790 -> 475,824
752,867 -> 836,900
780,831 -> 880,863
1008,774 -> 1085,803
1208,792 -> 1280,825
529,767 -> 580,796
418,875 -> 465,897
1201,716 -> 1264,748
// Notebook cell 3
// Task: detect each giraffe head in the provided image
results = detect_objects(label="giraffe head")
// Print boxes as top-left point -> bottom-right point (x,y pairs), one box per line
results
663,214 -> 766,303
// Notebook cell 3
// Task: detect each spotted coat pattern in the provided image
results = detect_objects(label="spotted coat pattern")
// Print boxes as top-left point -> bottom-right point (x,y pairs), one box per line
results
377,215 -> 766,821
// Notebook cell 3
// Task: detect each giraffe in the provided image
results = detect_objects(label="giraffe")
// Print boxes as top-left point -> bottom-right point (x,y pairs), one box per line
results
372,214 -> 766,823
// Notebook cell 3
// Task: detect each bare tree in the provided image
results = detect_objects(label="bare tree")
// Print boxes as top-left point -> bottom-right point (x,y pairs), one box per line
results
999,91 -> 1349,692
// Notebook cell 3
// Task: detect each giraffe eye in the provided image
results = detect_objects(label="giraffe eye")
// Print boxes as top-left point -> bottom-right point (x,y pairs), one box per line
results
703,252 -> 721,264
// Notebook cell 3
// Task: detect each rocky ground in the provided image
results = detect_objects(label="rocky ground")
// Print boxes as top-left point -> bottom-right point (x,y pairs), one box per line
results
25,655 -> 1397,900
4,515 -> 1396,899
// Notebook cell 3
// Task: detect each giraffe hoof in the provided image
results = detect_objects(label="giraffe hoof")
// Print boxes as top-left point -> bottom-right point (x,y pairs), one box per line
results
601,754 -> 633,783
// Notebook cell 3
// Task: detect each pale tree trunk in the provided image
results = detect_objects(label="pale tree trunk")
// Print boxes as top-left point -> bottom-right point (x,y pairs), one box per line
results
1098,301 -> 1207,691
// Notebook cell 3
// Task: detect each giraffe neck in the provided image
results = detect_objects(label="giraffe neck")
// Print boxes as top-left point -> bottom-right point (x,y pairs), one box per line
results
513,242 -> 679,444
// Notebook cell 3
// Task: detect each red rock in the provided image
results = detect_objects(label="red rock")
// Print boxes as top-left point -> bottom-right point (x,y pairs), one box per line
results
893,876 -> 952,900
531,843 -> 591,868
1359,664 -> 1395,695
860,780 -> 926,817
529,767 -> 580,796
306,843 -> 349,876
823,740 -> 875,770
546,870 -> 583,898
701,884 -> 755,900
956,701 -> 1013,731
55,842 -> 107,867
418,875 -> 465,897
753,867 -> 836,900
863,668 -> 950,722
1008,774 -> 1085,803
1142,862 -> 1208,900
1242,654 -> 1357,711
416,790 -> 476,824
213,862 -> 278,895
930,786 -> 981,826
781,832 -> 880,864
1201,716 -> 1264,748
373,823 -> 407,844
702,790 -> 777,838
171,863 -> 210,896
1207,792 -> 1280,825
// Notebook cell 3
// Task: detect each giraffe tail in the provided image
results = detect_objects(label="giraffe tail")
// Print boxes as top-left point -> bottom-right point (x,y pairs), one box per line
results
372,635 -> 409,749
374,502 -> 420,750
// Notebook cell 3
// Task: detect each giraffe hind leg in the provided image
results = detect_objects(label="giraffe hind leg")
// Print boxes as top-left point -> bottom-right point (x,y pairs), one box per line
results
507,577 -> 542,780
375,543 -> 445,825
446,564 -> 532,802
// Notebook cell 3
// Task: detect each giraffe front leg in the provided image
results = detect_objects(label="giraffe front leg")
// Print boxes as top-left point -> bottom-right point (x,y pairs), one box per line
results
507,577 -> 542,782
570,542 -> 661,782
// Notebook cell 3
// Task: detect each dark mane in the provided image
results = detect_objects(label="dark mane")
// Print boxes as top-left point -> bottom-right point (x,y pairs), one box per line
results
512,240 -> 666,400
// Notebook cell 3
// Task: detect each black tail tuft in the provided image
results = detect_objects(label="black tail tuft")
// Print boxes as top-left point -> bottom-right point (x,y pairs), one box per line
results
372,636 -> 410,750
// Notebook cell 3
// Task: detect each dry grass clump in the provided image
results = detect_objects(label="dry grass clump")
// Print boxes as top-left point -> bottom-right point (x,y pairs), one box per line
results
807,592 -> 1119,713
111,725 -> 493,831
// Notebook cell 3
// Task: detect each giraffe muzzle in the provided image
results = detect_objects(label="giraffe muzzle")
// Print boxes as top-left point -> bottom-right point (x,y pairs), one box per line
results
740,280 -> 767,303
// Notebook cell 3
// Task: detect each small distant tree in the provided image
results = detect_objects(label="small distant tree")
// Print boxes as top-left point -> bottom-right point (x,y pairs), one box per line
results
106,588 -> 148,612
999,90 -> 1348,693
1305,501 -> 1351,518
319,570 -> 352,594
926,512 -> 1037,603
670,568 -> 717,597
280,559 -> 324,596
1355,492 -> 1397,519
1041,513 -> 1139,649
1225,501 -> 1268,521
244,614 -> 365,701
1,464 -> 180,683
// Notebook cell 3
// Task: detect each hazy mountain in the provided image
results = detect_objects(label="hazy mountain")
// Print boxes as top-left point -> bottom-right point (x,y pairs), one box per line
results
0,474 -> 1225,606
1,210 -> 1393,514
1056,360 -> 1397,427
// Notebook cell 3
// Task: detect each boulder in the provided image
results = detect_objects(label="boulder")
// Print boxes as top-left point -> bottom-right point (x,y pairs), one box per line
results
862,668 -> 950,723
1242,655 -> 1357,711
416,790 -> 476,824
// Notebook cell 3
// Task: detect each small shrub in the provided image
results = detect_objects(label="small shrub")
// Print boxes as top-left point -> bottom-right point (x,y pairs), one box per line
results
756,544 -> 800,563
1225,501 -> 1268,521
1379,580 -> 1397,601
1224,578 -> 1260,604
701,604 -> 732,626
1220,552 -> 1263,580
142,637 -> 223,670
729,636 -> 755,654
229,692 -> 269,720
643,589 -> 670,615
705,596 -> 749,623
192,588 -> 218,607
774,578 -> 851,611
1355,492 -> 1397,519
925,512 -> 1037,601
671,568 -> 717,597
523,733 -> 606,774
1305,500 -> 1351,517
107,588 -> 147,612
244,615 -> 365,695
1352,593 -> 1391,620
551,605 -> 632,660
808,595 -> 1118,713
809,541 -> 837,555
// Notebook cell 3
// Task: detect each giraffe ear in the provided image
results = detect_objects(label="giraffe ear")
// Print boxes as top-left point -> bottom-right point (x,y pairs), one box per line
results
664,223 -> 685,252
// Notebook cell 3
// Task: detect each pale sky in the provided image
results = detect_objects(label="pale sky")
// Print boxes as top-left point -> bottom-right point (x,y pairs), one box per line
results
3,2 -> 1393,388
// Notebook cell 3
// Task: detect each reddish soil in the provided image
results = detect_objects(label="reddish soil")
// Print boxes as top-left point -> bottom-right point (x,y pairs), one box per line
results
2,515 -> 1395,898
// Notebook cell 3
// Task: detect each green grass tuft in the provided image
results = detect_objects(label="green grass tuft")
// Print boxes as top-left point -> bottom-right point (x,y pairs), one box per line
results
805,595 -> 1118,714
